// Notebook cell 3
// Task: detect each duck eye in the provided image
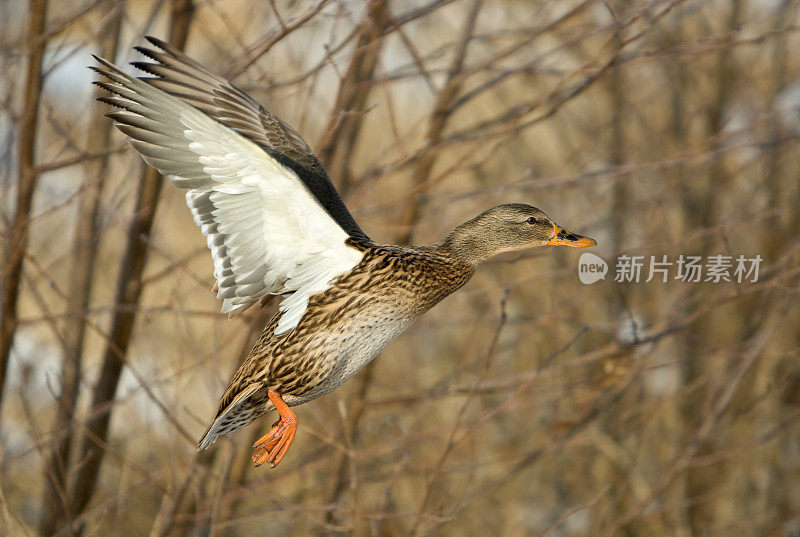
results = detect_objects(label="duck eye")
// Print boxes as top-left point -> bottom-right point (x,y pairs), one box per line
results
526,217 -> 537,224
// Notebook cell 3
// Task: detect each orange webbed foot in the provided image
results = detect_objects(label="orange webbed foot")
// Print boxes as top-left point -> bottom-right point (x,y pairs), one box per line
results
252,391 -> 297,468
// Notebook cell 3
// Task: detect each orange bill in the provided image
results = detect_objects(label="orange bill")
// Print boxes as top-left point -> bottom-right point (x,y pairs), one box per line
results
547,224 -> 596,248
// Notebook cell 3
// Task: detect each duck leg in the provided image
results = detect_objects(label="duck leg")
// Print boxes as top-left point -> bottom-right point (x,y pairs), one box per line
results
251,391 -> 298,467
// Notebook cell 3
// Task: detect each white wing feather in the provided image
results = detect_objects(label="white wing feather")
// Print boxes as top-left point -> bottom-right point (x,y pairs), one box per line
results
95,59 -> 363,334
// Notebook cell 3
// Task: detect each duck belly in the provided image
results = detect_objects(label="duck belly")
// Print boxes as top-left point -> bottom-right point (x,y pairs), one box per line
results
284,302 -> 414,405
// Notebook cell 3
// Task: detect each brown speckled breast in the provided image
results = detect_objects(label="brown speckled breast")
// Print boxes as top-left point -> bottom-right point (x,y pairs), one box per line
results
209,243 -> 474,433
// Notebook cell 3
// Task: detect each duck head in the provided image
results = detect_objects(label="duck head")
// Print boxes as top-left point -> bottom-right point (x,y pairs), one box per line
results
442,203 -> 596,266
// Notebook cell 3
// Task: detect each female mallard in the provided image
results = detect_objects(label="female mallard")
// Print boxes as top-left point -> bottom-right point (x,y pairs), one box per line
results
93,37 -> 596,468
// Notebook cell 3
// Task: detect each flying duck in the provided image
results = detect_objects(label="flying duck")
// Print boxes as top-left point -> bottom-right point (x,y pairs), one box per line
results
92,37 -> 596,468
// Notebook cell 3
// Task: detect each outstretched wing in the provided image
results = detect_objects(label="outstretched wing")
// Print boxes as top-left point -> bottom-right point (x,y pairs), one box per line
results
93,42 -> 369,334
130,36 -> 366,240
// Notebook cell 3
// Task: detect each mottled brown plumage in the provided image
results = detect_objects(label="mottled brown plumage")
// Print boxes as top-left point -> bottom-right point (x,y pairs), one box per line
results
205,243 -> 473,437
93,37 -> 596,467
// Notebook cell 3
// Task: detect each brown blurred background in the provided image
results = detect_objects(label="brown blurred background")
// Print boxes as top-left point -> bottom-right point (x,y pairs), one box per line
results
1,0 -> 799,535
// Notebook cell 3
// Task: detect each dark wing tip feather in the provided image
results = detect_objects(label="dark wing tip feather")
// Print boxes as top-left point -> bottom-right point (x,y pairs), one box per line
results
133,45 -> 160,62
93,55 -> 118,70
97,96 -> 126,110
92,58 -> 131,89
130,60 -> 160,76
93,81 -> 117,95
144,35 -> 170,50
142,36 -> 193,66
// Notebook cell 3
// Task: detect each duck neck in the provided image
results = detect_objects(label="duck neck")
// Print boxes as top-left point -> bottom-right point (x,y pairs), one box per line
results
438,219 -> 496,267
